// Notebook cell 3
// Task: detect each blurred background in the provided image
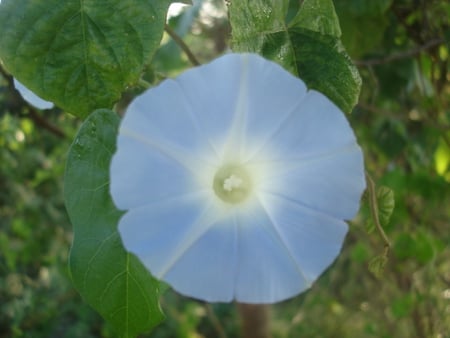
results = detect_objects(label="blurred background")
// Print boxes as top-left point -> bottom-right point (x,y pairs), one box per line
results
0,0 -> 449,337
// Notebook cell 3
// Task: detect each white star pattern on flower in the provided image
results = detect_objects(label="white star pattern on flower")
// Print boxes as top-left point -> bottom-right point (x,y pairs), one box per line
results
110,53 -> 366,303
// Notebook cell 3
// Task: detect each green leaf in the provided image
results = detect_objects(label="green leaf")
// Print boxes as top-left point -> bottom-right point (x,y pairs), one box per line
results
64,109 -> 164,337
229,0 -> 361,113
377,186 -> 395,227
0,0 -> 171,118
290,0 -> 342,37
368,254 -> 388,278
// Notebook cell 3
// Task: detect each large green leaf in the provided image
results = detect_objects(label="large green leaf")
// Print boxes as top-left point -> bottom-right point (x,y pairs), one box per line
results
230,0 -> 361,113
0,0 -> 171,118
64,109 -> 164,337
290,0 -> 341,37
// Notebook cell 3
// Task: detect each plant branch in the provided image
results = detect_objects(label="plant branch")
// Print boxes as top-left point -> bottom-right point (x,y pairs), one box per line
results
138,78 -> 152,89
205,304 -> 228,338
357,102 -> 450,132
355,38 -> 444,67
0,66 -> 66,139
27,109 -> 66,138
237,303 -> 271,338
164,23 -> 200,66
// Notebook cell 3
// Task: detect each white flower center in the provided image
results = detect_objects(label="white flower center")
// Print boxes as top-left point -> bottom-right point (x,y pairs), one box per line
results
213,164 -> 252,204
223,174 -> 243,191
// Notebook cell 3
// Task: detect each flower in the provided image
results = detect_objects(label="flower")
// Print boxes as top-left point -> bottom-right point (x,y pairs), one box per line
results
14,78 -> 54,110
110,53 -> 365,304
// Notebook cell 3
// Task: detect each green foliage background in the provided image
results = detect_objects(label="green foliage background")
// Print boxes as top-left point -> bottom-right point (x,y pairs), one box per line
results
1,0 -> 449,337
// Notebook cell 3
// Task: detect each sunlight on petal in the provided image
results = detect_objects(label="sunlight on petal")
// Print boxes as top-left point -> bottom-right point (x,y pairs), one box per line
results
250,90 -> 356,163
174,54 -> 244,160
241,55 -> 308,159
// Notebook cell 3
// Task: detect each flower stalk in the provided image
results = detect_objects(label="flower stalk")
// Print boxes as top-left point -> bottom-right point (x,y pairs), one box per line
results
237,303 -> 271,338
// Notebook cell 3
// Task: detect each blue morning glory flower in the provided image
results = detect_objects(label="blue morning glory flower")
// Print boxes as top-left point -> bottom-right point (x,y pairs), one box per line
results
14,78 -> 54,110
110,53 -> 366,304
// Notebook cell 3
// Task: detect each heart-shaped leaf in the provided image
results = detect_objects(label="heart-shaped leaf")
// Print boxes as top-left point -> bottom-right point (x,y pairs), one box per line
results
0,0 -> 171,118
229,0 -> 361,113
64,109 -> 164,337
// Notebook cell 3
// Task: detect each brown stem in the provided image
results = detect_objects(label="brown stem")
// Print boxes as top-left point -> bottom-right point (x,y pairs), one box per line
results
205,304 -> 228,338
164,23 -> 200,66
355,38 -> 444,67
28,108 -> 66,139
0,66 -> 66,139
237,303 -> 271,338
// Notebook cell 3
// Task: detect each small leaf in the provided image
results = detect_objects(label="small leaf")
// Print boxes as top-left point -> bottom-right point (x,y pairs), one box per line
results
368,254 -> 388,278
0,0 -> 171,118
365,218 -> 375,234
377,186 -> 395,227
229,0 -> 361,113
64,109 -> 164,337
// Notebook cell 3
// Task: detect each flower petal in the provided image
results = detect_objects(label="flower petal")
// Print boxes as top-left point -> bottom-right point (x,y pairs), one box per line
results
162,215 -> 238,302
251,90 -> 358,162
239,54 -> 308,157
120,79 -> 217,162
174,54 -> 244,158
119,193 -> 237,302
119,191 -> 217,276
111,53 -> 366,304
260,144 -> 365,220
232,202 -> 309,303
110,131 -> 208,210
14,78 -> 54,110
258,192 -> 348,282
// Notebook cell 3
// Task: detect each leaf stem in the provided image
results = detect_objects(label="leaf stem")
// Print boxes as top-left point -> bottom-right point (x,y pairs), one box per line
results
365,171 -> 391,250
164,23 -> 200,66
205,304 -> 228,338
138,78 -> 152,89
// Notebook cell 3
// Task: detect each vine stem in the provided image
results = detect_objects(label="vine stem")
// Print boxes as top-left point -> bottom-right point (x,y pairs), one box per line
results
0,65 -> 66,138
138,78 -> 152,89
205,304 -> 228,338
164,23 -> 200,66
365,171 -> 391,250
355,38 -> 444,67
237,303 -> 272,338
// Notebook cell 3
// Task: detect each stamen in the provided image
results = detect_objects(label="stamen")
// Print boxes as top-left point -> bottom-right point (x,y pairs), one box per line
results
213,164 -> 252,204
223,174 -> 243,191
